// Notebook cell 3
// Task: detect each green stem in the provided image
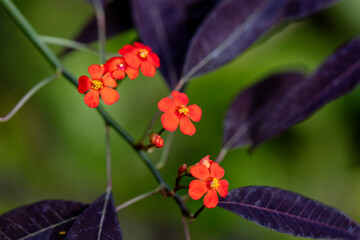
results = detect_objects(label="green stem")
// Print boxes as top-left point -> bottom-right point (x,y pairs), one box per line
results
40,35 -> 99,56
0,0 -> 190,217
92,0 -> 106,63
0,73 -> 60,122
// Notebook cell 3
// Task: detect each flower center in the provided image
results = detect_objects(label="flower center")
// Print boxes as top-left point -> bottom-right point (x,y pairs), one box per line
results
177,105 -> 189,116
209,178 -> 220,190
138,49 -> 148,58
91,80 -> 103,90
118,63 -> 125,71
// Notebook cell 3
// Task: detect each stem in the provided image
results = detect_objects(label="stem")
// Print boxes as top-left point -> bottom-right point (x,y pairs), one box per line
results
215,147 -> 229,164
181,215 -> 191,240
1,0 -> 191,217
92,0 -> 106,63
116,187 -> 162,211
0,73 -> 60,122
138,110 -> 161,145
105,123 -> 112,188
156,131 -> 174,169
40,35 -> 99,56
192,205 -> 205,220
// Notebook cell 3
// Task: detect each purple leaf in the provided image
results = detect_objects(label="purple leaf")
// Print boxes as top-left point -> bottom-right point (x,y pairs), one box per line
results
181,0 -> 288,80
181,0 -> 340,81
131,0 -> 221,88
284,0 -> 339,19
223,72 -> 306,149
0,200 -> 87,240
63,1 -> 133,55
65,189 -> 122,240
218,186 -> 360,239
250,37 -> 360,148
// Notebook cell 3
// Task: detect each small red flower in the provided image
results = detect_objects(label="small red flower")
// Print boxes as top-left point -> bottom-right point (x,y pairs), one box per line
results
188,158 -> 229,208
104,57 -> 139,80
78,64 -> 119,108
158,91 -> 202,136
196,155 -> 214,169
119,42 -> 160,77
149,132 -> 164,148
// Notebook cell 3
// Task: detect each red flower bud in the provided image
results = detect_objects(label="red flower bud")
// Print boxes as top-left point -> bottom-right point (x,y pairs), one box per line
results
178,163 -> 187,176
149,133 -> 164,148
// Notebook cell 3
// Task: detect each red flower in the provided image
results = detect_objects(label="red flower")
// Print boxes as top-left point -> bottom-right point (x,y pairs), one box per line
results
104,57 -> 139,80
78,64 -> 119,108
119,42 -> 160,77
189,159 -> 229,208
149,132 -> 164,148
158,91 -> 202,136
196,155 -> 214,169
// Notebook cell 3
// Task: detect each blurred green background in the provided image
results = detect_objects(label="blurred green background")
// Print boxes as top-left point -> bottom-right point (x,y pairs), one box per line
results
1,0 -> 360,239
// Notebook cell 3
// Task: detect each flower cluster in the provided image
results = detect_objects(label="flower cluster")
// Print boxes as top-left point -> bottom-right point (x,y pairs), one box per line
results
188,156 -> 229,208
78,42 -> 160,108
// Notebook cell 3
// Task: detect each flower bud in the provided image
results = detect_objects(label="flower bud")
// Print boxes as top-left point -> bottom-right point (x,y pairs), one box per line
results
149,133 -> 164,148
178,163 -> 187,176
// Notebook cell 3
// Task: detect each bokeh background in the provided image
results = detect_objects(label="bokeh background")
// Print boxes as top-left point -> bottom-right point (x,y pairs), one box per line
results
1,0 -> 360,239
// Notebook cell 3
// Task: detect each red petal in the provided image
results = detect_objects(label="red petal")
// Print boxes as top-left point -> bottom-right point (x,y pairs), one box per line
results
210,163 -> 225,180
217,179 -> 229,198
171,91 -> 189,106
78,75 -> 92,93
161,112 -> 180,131
158,97 -> 175,112
148,52 -> 160,68
118,44 -> 135,55
140,61 -> 156,77
100,87 -> 119,105
187,104 -> 202,122
179,117 -> 196,136
125,66 -> 139,80
112,69 -> 126,79
124,52 -> 141,69
104,57 -> 123,73
190,164 -> 210,180
88,64 -> 104,80
188,180 -> 208,200
134,42 -> 152,51
203,189 -> 218,208
102,72 -> 117,87
84,89 -> 99,108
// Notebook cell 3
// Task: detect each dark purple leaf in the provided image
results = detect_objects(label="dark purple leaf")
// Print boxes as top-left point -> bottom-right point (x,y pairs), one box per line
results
181,0 -> 340,81
223,72 -> 306,149
181,0 -> 288,80
218,186 -> 360,239
0,200 -> 87,240
284,0 -> 339,19
65,188 -> 122,240
62,1 -> 133,56
249,37 -> 360,148
131,0 -> 221,89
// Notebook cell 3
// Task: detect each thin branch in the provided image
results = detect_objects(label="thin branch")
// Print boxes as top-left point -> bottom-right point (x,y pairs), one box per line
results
215,147 -> 229,164
92,0 -> 106,63
182,215 -> 191,240
116,187 -> 162,211
40,35 -> 99,56
0,73 -> 60,122
105,123 -> 112,188
138,110 -> 161,145
156,131 -> 174,169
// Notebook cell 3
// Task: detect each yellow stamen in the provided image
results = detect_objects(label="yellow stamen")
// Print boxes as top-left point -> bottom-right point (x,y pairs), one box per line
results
91,80 -> 103,90
178,105 -> 189,115
210,178 -> 220,190
139,49 -> 148,58
59,231 -> 66,235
